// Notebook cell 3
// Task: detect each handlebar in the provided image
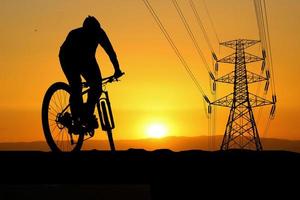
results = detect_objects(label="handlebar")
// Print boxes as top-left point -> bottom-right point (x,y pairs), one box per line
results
102,73 -> 124,83
82,72 -> 125,88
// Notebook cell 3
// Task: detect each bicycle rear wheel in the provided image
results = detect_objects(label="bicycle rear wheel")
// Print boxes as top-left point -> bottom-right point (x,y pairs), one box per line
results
42,82 -> 84,152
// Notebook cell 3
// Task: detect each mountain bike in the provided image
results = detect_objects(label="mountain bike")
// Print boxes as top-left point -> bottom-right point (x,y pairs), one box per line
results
42,75 -> 123,152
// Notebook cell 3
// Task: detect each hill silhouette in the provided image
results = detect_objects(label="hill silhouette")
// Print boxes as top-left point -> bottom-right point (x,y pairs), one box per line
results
1,135 -> 300,153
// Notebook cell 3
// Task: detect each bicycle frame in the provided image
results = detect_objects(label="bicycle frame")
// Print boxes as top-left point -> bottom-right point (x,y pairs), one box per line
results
81,75 -> 116,131
81,76 -> 118,151
56,76 -> 107,115
59,76 -> 117,132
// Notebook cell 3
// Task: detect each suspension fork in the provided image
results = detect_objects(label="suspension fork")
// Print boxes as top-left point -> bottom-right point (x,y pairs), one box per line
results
97,91 -> 116,151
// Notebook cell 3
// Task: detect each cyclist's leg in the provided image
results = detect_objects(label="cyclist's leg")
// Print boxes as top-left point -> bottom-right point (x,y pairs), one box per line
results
59,56 -> 84,123
81,58 -> 102,125
68,76 -> 83,123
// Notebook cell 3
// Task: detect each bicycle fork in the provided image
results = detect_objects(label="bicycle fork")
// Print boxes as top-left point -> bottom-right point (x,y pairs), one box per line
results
97,91 -> 116,151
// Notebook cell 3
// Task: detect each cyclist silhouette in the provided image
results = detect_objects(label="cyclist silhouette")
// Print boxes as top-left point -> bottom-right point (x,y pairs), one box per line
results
59,16 -> 123,132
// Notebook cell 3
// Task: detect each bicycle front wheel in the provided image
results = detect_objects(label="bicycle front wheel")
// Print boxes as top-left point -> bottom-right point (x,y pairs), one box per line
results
100,101 -> 115,151
42,82 -> 84,152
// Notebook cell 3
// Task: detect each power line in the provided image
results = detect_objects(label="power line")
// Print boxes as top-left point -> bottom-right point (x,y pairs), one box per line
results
189,0 -> 214,53
202,0 -> 220,44
188,0 -> 219,148
253,0 -> 268,127
253,0 -> 277,137
142,0 -> 208,99
172,0 -> 215,80
254,0 -> 276,95
262,0 -> 276,94
254,0 -> 272,97
254,0 -> 265,47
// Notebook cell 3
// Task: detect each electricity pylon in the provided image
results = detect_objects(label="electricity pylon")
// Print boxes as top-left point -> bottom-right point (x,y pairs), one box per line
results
210,39 -> 275,151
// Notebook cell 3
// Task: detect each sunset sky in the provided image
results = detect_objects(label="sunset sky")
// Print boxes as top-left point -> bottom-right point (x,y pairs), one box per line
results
0,0 -> 300,143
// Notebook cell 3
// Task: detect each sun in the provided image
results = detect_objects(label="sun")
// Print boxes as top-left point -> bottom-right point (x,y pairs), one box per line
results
146,123 -> 168,138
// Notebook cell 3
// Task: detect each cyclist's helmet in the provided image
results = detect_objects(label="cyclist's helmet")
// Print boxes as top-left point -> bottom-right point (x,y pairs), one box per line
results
83,16 -> 101,32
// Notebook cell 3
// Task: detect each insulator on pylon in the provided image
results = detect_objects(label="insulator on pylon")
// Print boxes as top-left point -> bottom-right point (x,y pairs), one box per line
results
203,95 -> 210,104
272,95 -> 277,103
266,70 -> 270,79
212,52 -> 218,61
261,60 -> 266,72
262,49 -> 266,58
264,81 -> 269,93
209,72 -> 215,80
213,82 -> 217,92
208,104 -> 212,114
270,104 -> 276,119
215,62 -> 219,72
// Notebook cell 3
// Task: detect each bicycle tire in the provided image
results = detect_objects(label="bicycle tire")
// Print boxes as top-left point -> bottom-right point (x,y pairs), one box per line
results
42,82 -> 84,152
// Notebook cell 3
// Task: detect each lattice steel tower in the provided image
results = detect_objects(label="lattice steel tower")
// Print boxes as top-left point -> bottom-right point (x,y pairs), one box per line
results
211,39 -> 275,151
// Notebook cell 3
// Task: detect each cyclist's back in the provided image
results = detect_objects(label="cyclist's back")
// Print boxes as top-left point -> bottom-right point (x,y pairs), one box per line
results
60,28 -> 98,61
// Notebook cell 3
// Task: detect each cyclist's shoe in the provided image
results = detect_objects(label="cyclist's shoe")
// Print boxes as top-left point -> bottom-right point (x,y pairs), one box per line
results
68,118 -> 84,135
68,115 -> 98,134
68,125 -> 76,135
85,114 -> 99,130
114,70 -> 124,79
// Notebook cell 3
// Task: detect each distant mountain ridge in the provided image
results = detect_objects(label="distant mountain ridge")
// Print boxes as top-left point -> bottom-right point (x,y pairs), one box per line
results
1,136 -> 300,153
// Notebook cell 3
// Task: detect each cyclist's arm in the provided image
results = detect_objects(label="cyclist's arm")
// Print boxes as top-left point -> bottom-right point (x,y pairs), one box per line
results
98,28 -> 121,72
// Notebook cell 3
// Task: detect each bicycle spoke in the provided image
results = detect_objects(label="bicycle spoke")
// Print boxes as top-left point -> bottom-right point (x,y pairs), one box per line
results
51,124 -> 57,134
54,129 -> 61,141
49,104 -> 59,115
63,130 -> 68,151
62,91 -> 67,109
49,122 -> 57,127
57,90 -> 62,111
56,90 -> 63,112
49,121 -> 57,126
51,94 -> 58,111
67,133 -> 72,149
58,128 -> 64,150
63,91 -> 68,109
61,90 -> 68,112
52,94 -> 61,114
48,111 -> 57,118
66,131 -> 72,151
48,114 -> 55,120
58,90 -> 64,111
61,129 -> 64,151
63,130 -> 68,150
55,130 -> 62,142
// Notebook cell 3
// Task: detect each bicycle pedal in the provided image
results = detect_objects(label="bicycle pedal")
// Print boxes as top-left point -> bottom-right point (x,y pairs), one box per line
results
68,125 -> 83,135
88,130 -> 95,137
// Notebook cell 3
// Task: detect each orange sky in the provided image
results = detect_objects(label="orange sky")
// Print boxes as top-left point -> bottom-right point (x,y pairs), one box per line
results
0,0 -> 300,142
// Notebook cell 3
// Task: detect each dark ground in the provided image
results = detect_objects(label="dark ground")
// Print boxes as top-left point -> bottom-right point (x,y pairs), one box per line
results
0,149 -> 300,199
